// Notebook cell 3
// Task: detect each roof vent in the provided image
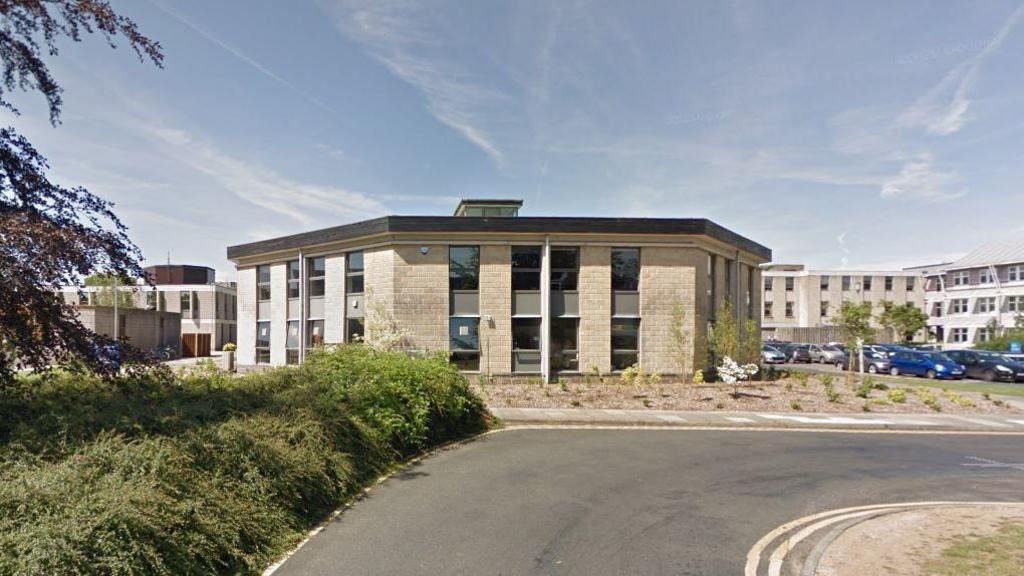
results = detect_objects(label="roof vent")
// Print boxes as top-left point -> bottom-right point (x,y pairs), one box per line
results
454,199 -> 523,217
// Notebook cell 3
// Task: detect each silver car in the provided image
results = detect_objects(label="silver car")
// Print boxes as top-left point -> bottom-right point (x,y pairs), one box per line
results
807,344 -> 846,364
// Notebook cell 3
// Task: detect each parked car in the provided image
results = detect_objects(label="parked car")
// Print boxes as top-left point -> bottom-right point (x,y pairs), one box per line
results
835,352 -> 891,374
877,344 -> 913,358
808,343 -> 845,364
888,350 -> 964,379
761,345 -> 787,364
945,350 -> 1024,382
788,344 -> 812,363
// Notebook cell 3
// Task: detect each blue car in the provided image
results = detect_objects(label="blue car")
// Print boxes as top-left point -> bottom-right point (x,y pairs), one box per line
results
888,350 -> 964,380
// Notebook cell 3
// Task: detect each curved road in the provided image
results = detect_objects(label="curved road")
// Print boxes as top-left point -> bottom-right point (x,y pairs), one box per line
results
274,429 -> 1024,576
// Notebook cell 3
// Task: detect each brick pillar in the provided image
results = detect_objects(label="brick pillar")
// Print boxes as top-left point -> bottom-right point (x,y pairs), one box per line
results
393,244 -> 448,353
324,253 -> 345,345
640,247 -> 700,376
236,266 -> 256,365
270,262 -> 287,365
579,245 -> 611,374
479,245 -> 512,375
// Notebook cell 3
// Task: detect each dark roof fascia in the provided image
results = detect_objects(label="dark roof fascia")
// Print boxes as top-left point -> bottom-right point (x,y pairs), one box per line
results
226,216 -> 771,261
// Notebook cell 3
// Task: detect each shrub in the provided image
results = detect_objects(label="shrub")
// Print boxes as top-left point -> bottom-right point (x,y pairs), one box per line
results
0,345 -> 489,575
888,388 -> 908,403
619,364 -> 645,386
222,343 -> 237,352
692,369 -> 705,385
855,380 -> 873,399
790,401 -> 802,411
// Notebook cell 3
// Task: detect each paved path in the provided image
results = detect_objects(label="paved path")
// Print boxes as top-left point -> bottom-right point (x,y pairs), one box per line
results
271,429 -> 1024,576
492,406 -> 1024,432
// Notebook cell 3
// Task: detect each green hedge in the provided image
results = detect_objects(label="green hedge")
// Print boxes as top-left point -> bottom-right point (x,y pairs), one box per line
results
0,346 -> 489,575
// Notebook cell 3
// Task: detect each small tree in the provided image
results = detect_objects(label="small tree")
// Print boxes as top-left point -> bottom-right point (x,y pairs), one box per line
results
669,300 -> 692,378
832,301 -> 876,377
364,295 -> 408,352
707,300 -> 760,382
975,314 -> 1024,352
878,301 -> 928,343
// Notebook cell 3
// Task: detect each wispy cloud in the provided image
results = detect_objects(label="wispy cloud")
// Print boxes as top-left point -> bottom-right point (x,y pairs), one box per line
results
148,0 -> 342,118
143,125 -> 386,225
900,3 -> 1024,135
325,0 -> 507,163
880,153 -> 966,201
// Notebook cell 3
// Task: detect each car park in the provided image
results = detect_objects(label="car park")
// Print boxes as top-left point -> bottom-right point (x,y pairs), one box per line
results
945,350 -> 1024,382
761,345 -> 787,364
888,350 -> 964,379
877,344 -> 912,358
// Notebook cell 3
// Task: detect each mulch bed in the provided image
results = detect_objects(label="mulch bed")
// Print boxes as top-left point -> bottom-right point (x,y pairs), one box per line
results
473,374 -> 1021,415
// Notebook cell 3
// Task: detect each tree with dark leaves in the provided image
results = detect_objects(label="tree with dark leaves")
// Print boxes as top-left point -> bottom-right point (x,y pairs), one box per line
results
0,0 -> 163,384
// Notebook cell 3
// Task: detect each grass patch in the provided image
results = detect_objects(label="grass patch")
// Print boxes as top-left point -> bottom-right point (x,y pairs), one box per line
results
923,522 -> 1024,576
0,345 -> 488,575
918,380 -> 1024,399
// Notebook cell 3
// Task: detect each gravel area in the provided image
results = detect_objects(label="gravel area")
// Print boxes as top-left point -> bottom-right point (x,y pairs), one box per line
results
473,374 -> 1023,415
816,505 -> 1024,576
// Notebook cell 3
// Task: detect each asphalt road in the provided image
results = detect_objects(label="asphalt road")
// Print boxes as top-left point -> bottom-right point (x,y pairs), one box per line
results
274,429 -> 1024,576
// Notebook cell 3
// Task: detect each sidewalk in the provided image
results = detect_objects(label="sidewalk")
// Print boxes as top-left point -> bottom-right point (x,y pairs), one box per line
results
492,406 -> 1024,432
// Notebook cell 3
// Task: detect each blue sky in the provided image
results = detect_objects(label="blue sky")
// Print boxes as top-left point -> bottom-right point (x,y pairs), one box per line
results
8,1 -> 1024,279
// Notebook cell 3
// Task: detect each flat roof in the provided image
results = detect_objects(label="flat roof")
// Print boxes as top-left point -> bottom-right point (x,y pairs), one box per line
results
226,216 -> 772,261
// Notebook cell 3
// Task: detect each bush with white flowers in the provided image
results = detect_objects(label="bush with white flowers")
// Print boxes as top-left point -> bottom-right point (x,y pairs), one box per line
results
717,356 -> 759,384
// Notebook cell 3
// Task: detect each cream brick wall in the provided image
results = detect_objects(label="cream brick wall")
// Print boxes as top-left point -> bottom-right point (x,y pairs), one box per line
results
479,245 -> 512,374
364,247 -> 395,312
324,253 -> 345,344
392,245 -> 448,353
237,267 -> 256,365
579,245 -> 611,373
270,263 -> 288,365
640,247 -> 701,375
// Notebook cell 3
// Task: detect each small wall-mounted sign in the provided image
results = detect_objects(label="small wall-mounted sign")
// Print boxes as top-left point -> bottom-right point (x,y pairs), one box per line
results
459,325 -> 470,336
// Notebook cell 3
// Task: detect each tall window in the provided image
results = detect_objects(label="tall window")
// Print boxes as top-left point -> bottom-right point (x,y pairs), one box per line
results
346,251 -> 365,293
842,276 -> 851,291
785,301 -> 794,318
449,246 -> 480,370
612,248 -> 640,291
611,318 -> 640,371
512,246 -> 541,290
550,318 -> 579,372
931,302 -> 943,317
180,291 -> 192,319
953,271 -> 969,286
979,268 -> 993,284
950,328 -> 968,343
307,257 -> 326,297
785,277 -> 794,291
611,248 -> 641,370
949,299 -> 968,314
884,276 -> 893,291
764,276 -> 773,291
820,276 -> 829,290
258,265 -> 271,301
724,258 -> 734,302
906,277 -> 915,291
256,321 -> 270,364
1009,265 -> 1023,282
287,260 -> 300,299
286,320 -> 300,365
308,320 -> 325,348
346,251 -> 365,343
551,247 -> 579,372
820,301 -> 829,318
977,327 -> 993,343
512,246 -> 542,372
146,290 -> 157,310
862,276 -> 872,291
550,248 -> 578,291
763,301 -> 773,319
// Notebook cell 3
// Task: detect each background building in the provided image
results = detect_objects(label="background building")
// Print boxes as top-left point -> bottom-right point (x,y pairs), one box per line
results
68,306 -> 181,355
919,237 -> 1024,349
62,264 -> 237,356
226,200 -> 771,380
761,264 -> 926,342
